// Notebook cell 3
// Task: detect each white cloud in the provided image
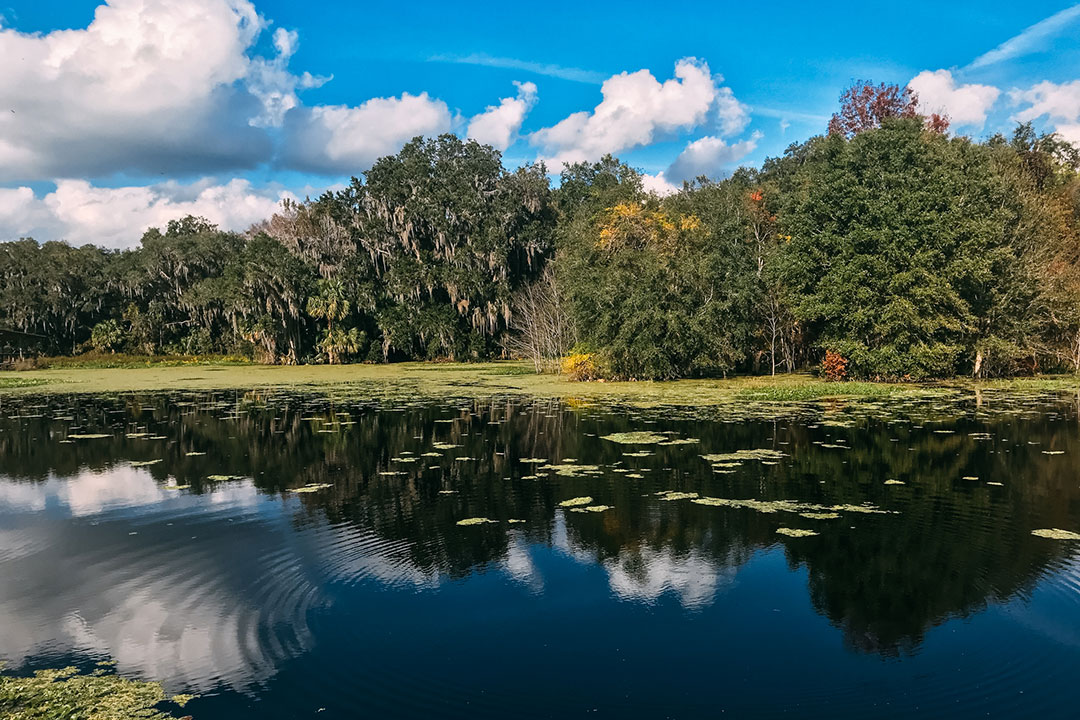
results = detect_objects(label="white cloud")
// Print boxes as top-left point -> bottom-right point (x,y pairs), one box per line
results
908,70 -> 1000,129
1011,79 -> 1080,123
246,27 -> 331,128
1056,124 -> 1080,146
530,58 -> 744,169
1010,80 -> 1080,146
666,131 -> 761,184
466,81 -> 538,151
280,92 -> 453,174
966,5 -> 1080,71
641,172 -> 680,196
0,178 -> 294,248
0,0 -> 296,180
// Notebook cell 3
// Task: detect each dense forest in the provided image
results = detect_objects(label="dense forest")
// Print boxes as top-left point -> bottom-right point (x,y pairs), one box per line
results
2,82 -> 1079,380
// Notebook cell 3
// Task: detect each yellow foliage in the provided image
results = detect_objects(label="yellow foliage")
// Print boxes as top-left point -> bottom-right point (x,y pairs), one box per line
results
561,352 -> 602,381
596,203 -> 701,253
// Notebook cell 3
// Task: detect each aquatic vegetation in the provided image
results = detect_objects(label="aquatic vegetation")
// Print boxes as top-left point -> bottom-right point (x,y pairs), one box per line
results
776,527 -> 818,537
288,483 -> 333,493
690,497 -> 895,516
1031,528 -> 1080,540
0,665 -> 194,719
206,474 -> 244,481
520,458 -> 547,463
800,512 -> 840,520
657,491 -> 699,501
130,459 -> 162,467
539,463 -> 602,477
432,442 -> 460,450
884,479 -> 905,485
700,448 -> 786,464
66,433 -> 111,440
558,496 -> 594,507
584,505 -> 613,512
601,431 -> 668,444
456,517 -> 497,526
508,518 -> 527,524
185,451 -> 206,456
659,438 -> 700,446
623,451 -> 653,457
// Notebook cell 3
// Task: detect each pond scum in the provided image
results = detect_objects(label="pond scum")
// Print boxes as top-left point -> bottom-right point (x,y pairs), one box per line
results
0,664 -> 195,719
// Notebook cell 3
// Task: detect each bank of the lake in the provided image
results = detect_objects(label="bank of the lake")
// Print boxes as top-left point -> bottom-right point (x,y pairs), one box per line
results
2,362 -> 1079,405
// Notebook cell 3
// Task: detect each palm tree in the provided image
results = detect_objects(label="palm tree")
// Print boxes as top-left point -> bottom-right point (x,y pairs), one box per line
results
307,278 -> 353,364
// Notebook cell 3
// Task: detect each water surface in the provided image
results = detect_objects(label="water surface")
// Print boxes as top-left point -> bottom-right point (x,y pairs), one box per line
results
1,389 -> 1079,718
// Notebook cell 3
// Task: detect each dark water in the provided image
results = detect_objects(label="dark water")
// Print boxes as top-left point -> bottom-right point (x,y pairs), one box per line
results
2,389 -> 1080,718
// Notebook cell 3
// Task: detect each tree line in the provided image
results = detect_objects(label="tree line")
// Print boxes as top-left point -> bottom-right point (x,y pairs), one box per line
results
2,82 -> 1079,380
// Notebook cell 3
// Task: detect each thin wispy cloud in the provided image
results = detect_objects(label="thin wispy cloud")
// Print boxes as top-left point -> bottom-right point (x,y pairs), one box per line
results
428,53 -> 606,84
966,4 -> 1080,70
750,106 -> 830,123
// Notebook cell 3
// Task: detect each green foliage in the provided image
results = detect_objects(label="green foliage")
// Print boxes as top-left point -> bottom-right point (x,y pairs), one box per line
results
557,162 -> 756,379
777,119 -> 1053,379
89,320 -> 123,353
1,115 -> 1078,381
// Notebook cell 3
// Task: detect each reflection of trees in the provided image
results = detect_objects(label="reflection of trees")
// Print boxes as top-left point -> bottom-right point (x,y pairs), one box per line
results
1,391 -> 1078,655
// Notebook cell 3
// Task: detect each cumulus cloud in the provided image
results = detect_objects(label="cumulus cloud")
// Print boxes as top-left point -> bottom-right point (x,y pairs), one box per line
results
0,178 -> 294,248
0,0 -> 303,180
640,172 -> 680,196
908,70 -> 1000,129
530,58 -> 745,169
280,92 -> 453,175
1010,80 -> 1080,146
666,131 -> 761,184
466,81 -> 538,151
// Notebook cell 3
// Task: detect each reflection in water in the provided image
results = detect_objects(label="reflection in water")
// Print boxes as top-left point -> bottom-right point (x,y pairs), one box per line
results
0,390 -> 1079,717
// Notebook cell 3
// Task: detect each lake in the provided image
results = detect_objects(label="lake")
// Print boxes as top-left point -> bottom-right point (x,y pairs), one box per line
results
1,388 -> 1079,718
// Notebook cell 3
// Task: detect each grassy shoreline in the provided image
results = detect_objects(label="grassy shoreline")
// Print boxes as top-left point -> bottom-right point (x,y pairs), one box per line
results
2,361 -> 1078,405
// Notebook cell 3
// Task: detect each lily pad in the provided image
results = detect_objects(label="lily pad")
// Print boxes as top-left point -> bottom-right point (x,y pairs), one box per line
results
457,517 -> 497,526
558,496 -> 594,507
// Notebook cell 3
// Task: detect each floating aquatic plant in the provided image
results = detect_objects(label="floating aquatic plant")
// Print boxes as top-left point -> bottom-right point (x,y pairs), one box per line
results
67,433 -> 111,440
456,517 -> 497,526
539,463 -> 601,477
776,527 -> 818,537
206,474 -> 244,481
601,431 -> 668,444
700,448 -> 785,464
657,491 -> 699,501
0,665 -> 195,719
558,496 -> 594,507
130,459 -> 162,467
1031,528 -> 1080,540
288,483 -> 332,493
883,479 -> 904,485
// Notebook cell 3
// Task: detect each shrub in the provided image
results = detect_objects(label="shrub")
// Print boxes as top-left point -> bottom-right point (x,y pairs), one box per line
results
822,350 -> 848,381
561,352 -> 604,381
89,320 -> 124,354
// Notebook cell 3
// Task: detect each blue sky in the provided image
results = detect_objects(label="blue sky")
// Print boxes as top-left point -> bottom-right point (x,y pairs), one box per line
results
1,0 -> 1079,246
